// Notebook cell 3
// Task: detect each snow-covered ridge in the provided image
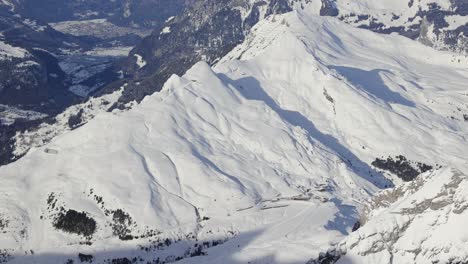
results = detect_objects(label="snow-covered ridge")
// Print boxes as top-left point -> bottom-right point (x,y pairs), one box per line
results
325,0 -> 468,53
1,8 -> 468,264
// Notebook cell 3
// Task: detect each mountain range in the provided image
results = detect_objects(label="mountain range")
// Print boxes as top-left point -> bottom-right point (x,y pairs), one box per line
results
0,1 -> 467,263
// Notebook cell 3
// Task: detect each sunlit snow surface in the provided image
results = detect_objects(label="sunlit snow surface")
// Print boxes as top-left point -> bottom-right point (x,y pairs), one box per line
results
1,9 -> 468,264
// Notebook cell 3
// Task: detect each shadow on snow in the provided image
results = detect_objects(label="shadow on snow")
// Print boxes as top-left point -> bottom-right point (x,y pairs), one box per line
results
329,66 -> 415,107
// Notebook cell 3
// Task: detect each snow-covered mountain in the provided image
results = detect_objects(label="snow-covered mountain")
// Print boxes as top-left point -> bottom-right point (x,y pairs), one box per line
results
96,0 -> 468,111
1,5 -> 467,264
320,0 -> 468,54
3,0 -> 466,167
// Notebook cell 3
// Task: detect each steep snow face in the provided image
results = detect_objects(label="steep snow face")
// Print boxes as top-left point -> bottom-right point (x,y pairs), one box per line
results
337,168 -> 468,264
0,8 -> 468,264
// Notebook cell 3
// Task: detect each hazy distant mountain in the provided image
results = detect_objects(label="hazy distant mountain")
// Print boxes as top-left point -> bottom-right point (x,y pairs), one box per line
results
3,0 -> 192,29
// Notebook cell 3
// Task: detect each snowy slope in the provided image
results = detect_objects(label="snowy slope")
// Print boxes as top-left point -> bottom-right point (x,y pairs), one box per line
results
0,61 -> 375,264
0,7 -> 468,264
220,11 -> 468,180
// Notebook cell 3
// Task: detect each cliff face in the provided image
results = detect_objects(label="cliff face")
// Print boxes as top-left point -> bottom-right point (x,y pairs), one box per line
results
334,168 -> 468,264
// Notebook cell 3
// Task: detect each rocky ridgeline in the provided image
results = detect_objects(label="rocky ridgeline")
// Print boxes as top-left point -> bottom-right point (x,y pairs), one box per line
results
320,0 -> 468,54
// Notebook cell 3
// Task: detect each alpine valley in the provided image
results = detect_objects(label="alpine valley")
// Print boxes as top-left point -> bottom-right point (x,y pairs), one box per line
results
0,1 -> 467,264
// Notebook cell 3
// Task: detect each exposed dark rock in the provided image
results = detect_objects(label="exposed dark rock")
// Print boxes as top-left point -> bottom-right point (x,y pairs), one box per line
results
78,253 -> 93,263
266,0 -> 293,17
0,249 -> 13,263
244,2 -> 264,31
0,249 -> 12,263
0,117 -> 54,167
307,248 -> 342,264
351,221 -> 360,232
320,0 -> 339,17
372,155 -> 432,182
68,109 -> 85,129
108,257 -> 134,264
54,210 -> 97,237
447,259 -> 468,264
190,244 -> 206,257
323,88 -> 334,103
0,217 -> 7,233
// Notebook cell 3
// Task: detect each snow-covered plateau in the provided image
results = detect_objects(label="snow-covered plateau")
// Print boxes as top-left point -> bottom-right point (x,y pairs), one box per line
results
1,5 -> 468,264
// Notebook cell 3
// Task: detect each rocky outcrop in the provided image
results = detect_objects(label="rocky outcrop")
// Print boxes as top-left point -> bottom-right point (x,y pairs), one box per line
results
335,168 -> 468,263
